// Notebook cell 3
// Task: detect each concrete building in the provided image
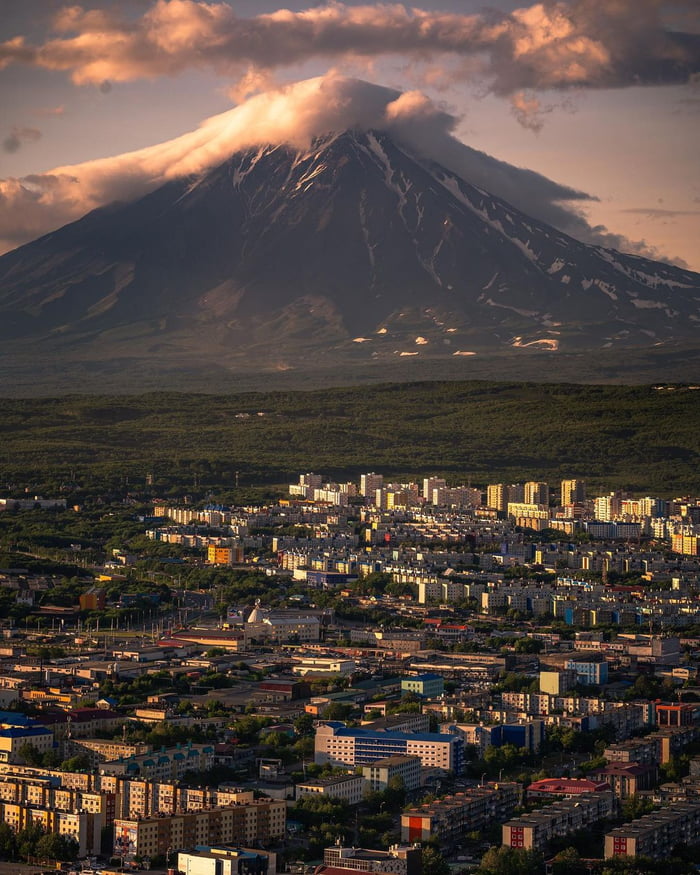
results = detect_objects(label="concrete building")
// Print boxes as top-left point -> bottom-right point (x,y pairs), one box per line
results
0,799 -> 102,857
588,763 -> 657,799
362,755 -> 422,794
560,480 -> 586,507
99,742 -> 214,781
400,674 -> 444,698
360,473 -> 384,498
0,726 -> 54,764
402,784 -> 521,845
114,798 -> 286,859
315,723 -> 464,774
503,792 -> 615,851
321,844 -> 422,875
525,778 -> 611,800
524,482 -> 549,506
292,657 -> 356,676
539,670 -> 577,696
564,656 -> 609,686
177,847 -> 275,875
297,775 -> 365,806
605,802 -> 700,859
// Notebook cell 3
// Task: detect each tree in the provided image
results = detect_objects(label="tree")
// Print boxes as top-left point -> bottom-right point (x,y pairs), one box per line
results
422,846 -> 450,875
551,847 -> 588,875
0,821 -> 17,860
35,832 -> 79,862
621,795 -> 655,822
18,743 -> 44,767
479,846 -> 543,875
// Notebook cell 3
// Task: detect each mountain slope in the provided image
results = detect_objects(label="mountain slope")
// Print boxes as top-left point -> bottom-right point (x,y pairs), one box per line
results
1,129 -> 699,373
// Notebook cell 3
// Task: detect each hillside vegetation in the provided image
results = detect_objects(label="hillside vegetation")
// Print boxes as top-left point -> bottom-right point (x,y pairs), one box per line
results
0,381 -> 698,497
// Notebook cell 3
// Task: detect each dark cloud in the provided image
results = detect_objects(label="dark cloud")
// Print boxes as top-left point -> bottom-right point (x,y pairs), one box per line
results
0,0 -> 697,100
2,126 -> 42,153
622,207 -> 700,217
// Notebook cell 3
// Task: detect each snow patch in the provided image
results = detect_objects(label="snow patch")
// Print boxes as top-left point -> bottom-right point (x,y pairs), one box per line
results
548,259 -> 566,274
511,336 -> 560,350
483,271 -> 499,291
485,298 -> 539,317
631,299 -> 667,310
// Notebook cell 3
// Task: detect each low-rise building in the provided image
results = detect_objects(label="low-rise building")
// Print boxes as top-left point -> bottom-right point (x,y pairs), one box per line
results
502,791 -> 615,851
177,846 -> 275,875
605,802 -> 700,859
363,755 -> 422,794
400,674 -> 444,698
402,784 -> 521,845
0,725 -> 54,763
297,775 -> 365,805
526,778 -> 611,800
321,844 -> 422,875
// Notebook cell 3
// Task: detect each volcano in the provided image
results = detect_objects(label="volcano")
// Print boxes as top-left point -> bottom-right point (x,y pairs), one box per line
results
1,129 -> 699,383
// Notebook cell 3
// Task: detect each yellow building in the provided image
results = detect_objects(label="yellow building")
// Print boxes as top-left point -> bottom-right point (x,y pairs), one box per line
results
207,544 -> 243,565
672,533 -> 700,556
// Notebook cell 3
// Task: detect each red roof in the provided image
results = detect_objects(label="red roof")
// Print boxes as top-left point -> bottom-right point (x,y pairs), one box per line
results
528,778 -> 610,794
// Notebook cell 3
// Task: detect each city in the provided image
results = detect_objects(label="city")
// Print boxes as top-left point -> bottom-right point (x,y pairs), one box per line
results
0,471 -> 699,875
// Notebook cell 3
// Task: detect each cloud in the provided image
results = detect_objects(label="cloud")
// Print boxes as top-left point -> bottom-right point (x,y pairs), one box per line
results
622,207 -> 700,217
2,126 -> 42,153
0,0 -> 698,98
0,74 -> 676,263
509,91 -> 554,132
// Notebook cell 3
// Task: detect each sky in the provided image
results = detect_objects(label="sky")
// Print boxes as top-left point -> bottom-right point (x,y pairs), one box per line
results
0,0 -> 699,269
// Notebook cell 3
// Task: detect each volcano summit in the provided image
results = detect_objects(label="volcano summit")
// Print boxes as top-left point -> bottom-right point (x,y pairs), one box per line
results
0,128 -> 699,387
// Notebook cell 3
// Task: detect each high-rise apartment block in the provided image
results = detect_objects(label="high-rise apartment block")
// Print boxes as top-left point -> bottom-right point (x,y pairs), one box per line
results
423,477 -> 447,501
360,473 -> 384,497
560,479 -> 586,506
524,481 -> 549,506
487,484 -> 508,511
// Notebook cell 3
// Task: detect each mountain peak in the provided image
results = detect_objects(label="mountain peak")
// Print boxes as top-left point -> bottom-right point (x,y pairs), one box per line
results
0,127 -> 698,377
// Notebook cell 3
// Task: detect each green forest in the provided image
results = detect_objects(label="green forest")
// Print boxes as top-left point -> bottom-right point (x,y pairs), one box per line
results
0,380 -> 698,497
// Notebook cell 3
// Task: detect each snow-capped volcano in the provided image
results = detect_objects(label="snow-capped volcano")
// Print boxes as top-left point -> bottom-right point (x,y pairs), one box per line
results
0,129 -> 699,374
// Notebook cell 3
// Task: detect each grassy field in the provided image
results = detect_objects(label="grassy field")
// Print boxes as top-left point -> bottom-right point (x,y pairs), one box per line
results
0,380 -> 698,496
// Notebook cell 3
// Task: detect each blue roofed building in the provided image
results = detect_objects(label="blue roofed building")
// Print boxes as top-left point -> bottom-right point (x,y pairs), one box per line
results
315,722 -> 464,774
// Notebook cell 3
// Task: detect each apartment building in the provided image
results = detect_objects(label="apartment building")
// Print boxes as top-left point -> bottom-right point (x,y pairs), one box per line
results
363,755 -> 422,794
402,784 -> 521,845
502,792 -> 615,851
0,724 -> 55,765
0,800 -> 102,857
315,723 -> 464,774
114,798 -> 286,859
296,775 -> 365,806
400,674 -> 444,698
605,802 -> 700,859
99,742 -> 214,781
